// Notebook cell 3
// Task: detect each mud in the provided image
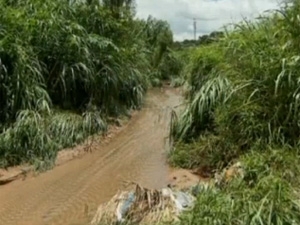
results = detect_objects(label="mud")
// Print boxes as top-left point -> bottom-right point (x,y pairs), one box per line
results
0,87 -> 184,225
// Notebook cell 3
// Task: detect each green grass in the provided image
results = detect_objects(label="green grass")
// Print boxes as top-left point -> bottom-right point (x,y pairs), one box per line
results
0,110 -> 107,169
169,1 -> 300,224
177,148 -> 300,225
0,0 -> 185,169
171,0 -> 300,164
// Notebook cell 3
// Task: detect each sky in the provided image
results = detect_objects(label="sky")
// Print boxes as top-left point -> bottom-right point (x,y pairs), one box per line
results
135,0 -> 282,41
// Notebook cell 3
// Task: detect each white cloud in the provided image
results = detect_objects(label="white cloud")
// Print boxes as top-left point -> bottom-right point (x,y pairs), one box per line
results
135,0 -> 282,41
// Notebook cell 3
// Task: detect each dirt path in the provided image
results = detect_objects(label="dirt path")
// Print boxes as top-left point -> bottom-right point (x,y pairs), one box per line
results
0,87 -> 184,225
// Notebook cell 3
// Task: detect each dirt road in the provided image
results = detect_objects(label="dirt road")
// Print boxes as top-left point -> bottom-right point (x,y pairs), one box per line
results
0,87 -> 182,225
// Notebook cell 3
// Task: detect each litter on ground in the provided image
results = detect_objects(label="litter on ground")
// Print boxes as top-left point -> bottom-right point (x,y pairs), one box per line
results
90,183 -> 196,225
90,163 -> 244,225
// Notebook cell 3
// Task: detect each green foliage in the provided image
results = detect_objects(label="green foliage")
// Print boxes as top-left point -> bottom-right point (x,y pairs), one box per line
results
173,31 -> 224,49
169,1 -> 300,224
171,0 -> 300,161
158,49 -> 184,80
178,149 -> 300,225
169,45 -> 230,140
140,16 -> 185,85
0,0 -> 175,168
171,73 -> 231,141
169,134 -> 238,170
0,110 -> 106,168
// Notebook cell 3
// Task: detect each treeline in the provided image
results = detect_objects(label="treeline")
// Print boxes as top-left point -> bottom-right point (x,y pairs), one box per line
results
0,0 -> 181,168
173,31 -> 224,49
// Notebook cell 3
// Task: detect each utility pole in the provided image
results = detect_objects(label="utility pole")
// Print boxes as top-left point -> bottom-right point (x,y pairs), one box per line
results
182,16 -> 202,41
193,18 -> 196,40
181,15 -> 217,41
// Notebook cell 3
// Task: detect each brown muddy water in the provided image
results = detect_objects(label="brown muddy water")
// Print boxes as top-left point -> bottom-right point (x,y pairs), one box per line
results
0,87 -> 182,225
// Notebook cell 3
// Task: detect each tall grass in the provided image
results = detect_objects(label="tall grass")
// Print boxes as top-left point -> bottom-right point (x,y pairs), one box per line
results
170,1 -> 300,224
171,0 -> 300,160
0,0 -> 176,168
177,148 -> 300,225
0,110 -> 106,169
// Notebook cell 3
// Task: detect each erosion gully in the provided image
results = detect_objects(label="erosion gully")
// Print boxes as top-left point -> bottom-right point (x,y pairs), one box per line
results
0,87 -> 182,225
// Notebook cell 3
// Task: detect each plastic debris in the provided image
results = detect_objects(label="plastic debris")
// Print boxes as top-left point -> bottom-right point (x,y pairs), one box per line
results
90,184 -> 196,225
116,191 -> 135,222
90,162 -> 245,225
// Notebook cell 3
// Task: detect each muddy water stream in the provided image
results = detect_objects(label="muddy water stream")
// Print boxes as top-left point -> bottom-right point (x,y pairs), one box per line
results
0,87 -> 182,225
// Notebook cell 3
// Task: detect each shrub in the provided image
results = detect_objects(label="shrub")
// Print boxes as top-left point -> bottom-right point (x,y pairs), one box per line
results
179,148 -> 300,225
170,0 -> 300,166
0,0 -> 175,168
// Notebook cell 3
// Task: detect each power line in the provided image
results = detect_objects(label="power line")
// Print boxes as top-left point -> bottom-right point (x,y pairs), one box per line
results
181,15 -> 217,40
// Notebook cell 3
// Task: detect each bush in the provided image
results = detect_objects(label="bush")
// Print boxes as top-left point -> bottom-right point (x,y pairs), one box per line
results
170,0 -> 300,167
0,0 -> 175,168
178,148 -> 300,225
169,134 -> 238,170
0,110 -> 106,168
169,2 -> 300,223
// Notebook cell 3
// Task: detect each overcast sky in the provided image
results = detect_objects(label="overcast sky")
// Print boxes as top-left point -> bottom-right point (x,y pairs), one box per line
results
135,0 -> 282,41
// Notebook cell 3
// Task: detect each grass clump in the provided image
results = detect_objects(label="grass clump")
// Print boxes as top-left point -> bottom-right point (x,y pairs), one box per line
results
178,149 -> 300,225
0,110 -> 106,169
